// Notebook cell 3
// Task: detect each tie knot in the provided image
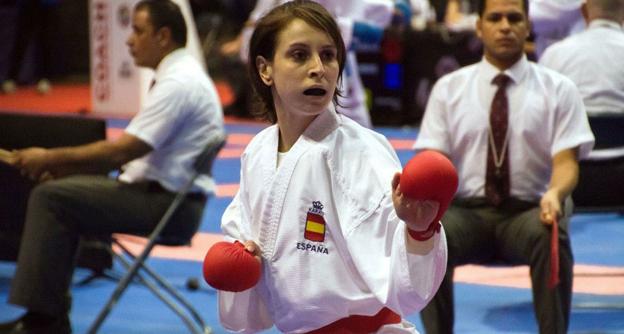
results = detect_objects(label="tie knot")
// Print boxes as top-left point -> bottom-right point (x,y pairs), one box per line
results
493,74 -> 510,88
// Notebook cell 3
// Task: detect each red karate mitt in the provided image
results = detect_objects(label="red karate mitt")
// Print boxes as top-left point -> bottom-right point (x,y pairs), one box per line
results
202,241 -> 261,292
400,150 -> 458,237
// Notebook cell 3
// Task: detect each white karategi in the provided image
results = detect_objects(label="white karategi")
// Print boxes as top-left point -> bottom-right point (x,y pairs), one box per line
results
219,107 -> 447,333
242,0 -> 395,128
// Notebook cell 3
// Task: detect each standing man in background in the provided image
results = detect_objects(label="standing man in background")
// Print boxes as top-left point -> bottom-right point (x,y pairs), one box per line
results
1,0 -> 61,94
539,0 -> 624,117
414,0 -> 594,333
0,1 -> 223,333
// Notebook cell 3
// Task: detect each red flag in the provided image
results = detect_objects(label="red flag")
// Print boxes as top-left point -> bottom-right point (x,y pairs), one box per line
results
548,217 -> 560,289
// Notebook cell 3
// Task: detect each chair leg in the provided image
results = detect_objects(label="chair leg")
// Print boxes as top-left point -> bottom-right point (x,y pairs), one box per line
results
573,302 -> 624,309
115,241 -> 210,332
74,270 -> 120,286
113,252 -> 208,334
87,242 -> 211,334
129,257 -> 208,329
86,250 -> 146,333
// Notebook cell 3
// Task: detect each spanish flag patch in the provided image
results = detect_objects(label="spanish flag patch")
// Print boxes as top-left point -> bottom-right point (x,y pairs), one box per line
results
304,201 -> 326,242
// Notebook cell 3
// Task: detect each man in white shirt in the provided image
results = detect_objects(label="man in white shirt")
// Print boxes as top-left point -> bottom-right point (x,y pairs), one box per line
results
529,0 -> 586,58
540,0 -> 624,117
414,0 -> 594,333
0,1 -> 223,333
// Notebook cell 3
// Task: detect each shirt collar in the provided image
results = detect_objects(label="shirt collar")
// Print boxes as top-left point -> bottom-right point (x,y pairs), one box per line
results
479,54 -> 529,87
153,48 -> 187,82
589,19 -> 624,31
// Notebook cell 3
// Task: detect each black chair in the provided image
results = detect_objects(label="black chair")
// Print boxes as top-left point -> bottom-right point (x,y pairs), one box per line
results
87,131 -> 227,334
572,114 -> 624,213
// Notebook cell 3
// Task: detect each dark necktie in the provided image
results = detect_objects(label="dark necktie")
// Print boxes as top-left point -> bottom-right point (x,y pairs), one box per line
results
485,74 -> 511,206
149,79 -> 156,91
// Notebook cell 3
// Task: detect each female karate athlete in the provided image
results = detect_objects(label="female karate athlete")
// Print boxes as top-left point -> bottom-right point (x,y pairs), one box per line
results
218,1 -> 447,332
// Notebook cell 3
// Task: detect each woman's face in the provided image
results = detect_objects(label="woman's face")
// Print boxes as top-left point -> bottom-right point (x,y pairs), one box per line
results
257,18 -> 340,118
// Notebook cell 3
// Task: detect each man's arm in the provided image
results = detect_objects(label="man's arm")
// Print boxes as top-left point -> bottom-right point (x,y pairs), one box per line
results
540,147 -> 579,224
14,133 -> 152,181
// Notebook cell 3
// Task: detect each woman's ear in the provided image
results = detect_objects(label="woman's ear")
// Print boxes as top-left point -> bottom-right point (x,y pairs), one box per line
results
256,56 -> 273,86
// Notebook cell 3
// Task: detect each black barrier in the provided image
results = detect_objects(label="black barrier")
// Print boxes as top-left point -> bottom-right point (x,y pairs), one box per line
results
0,112 -> 112,273
572,114 -> 624,213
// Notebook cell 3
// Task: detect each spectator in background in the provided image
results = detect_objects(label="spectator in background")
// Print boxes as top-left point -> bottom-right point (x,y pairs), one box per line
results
191,0 -> 258,118
190,0 -> 257,51
1,0 -> 60,95
529,0 -> 585,58
414,0 -> 595,333
409,0 -> 437,29
0,1 -> 223,333
439,0 -> 481,31
539,0 -> 624,117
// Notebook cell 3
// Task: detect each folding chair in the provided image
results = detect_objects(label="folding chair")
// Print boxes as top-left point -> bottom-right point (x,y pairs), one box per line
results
572,113 -> 624,213
87,131 -> 227,334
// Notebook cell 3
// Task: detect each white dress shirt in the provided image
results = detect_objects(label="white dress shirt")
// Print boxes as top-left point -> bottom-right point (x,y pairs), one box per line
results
529,0 -> 586,57
119,49 -> 224,194
414,56 -> 595,201
540,19 -> 624,116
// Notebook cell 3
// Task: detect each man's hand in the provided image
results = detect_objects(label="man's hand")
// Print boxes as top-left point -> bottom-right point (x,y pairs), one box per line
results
13,147 -> 55,181
0,148 -> 18,166
540,189 -> 562,225
392,172 -> 440,232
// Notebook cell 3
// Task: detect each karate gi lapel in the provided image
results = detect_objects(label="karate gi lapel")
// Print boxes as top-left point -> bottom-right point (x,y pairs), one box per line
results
257,106 -> 341,260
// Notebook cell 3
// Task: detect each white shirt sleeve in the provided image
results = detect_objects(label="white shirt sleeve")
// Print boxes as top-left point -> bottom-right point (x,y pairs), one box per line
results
538,45 -> 559,70
551,78 -> 595,159
413,78 -> 451,153
125,77 -> 186,149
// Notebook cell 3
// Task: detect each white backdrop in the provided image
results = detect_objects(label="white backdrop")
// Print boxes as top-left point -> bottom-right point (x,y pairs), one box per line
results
89,0 -> 205,116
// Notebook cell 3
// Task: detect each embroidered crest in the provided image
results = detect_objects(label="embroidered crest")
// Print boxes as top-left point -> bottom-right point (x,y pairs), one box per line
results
304,201 -> 326,242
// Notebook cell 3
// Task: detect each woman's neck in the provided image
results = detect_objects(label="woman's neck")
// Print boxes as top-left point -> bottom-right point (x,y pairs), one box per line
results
275,108 -> 317,153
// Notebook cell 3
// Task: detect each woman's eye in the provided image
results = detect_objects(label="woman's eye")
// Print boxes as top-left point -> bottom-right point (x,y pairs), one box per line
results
291,50 -> 307,61
321,50 -> 336,61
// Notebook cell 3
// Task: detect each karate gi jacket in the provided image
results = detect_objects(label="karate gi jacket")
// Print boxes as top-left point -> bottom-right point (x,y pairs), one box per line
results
220,107 -> 447,333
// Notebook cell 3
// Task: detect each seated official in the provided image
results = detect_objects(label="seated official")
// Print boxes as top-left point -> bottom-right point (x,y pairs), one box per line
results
0,1 -> 224,333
